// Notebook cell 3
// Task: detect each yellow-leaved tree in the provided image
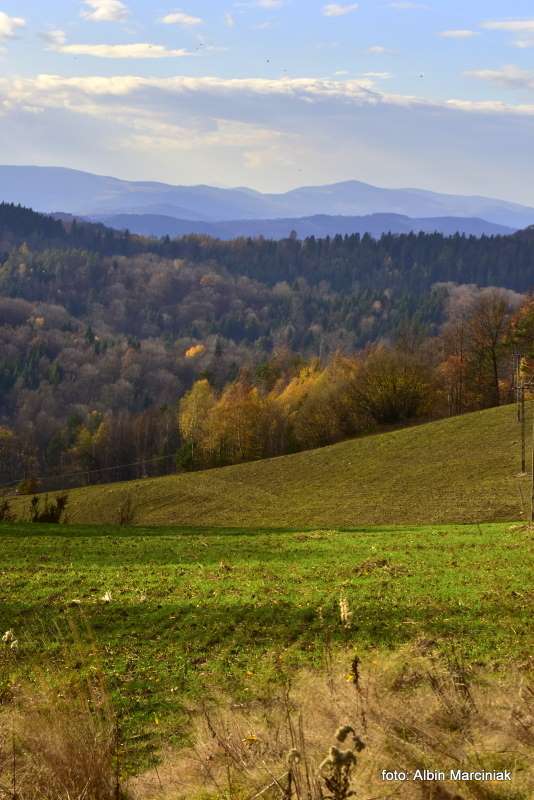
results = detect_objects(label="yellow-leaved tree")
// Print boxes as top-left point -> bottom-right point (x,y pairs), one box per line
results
275,355 -> 366,449
178,379 -> 216,467
204,381 -> 278,465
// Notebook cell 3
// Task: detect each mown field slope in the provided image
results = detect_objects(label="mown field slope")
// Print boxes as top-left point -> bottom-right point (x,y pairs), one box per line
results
12,404 -> 528,526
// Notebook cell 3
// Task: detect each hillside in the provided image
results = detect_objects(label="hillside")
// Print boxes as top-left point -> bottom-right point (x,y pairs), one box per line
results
2,203 -> 533,503
1,166 -> 534,228
90,211 -> 514,240
12,404 -> 526,527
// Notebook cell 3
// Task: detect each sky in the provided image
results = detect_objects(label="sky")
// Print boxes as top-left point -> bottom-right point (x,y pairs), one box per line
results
1,1 -> 534,203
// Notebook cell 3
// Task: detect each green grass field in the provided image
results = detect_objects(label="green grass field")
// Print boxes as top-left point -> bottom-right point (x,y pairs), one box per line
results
3,406 -> 533,785
0,520 -> 532,770
10,404 -> 530,527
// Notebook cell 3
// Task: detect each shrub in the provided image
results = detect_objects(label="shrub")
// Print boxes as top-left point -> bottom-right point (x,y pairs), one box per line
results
0,498 -> 14,522
353,346 -> 432,425
116,493 -> 136,526
29,494 -> 69,524
16,478 -> 40,496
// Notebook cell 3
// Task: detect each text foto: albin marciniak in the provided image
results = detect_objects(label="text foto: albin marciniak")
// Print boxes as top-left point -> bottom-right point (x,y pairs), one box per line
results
381,769 -> 512,782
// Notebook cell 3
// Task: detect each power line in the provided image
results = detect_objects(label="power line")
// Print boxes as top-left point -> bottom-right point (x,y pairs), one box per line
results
0,451 -> 179,493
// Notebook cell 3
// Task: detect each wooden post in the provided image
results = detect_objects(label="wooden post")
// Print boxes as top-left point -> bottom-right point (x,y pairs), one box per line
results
515,354 -> 522,422
530,401 -> 534,526
521,385 -> 526,474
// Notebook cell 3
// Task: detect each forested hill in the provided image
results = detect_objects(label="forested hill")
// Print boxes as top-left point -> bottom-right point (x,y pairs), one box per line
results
1,202 -> 534,491
162,229 -> 534,293
0,203 -> 66,244
1,202 -> 534,294
0,203 -> 135,254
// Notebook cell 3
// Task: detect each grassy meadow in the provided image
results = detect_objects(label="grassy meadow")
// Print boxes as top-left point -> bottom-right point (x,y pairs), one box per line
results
9,403 -> 531,527
2,406 -> 533,798
0,520 -> 532,773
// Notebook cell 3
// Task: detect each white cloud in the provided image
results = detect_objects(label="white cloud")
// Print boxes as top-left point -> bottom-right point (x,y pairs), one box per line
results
482,19 -> 534,33
445,98 -> 534,115
3,72 -> 534,199
160,11 -> 203,27
439,30 -> 478,39
0,12 -> 25,40
48,40 -> 192,59
322,4 -> 359,17
225,12 -> 236,28
467,65 -> 534,91
256,1 -> 283,7
481,19 -> 534,49
82,0 -> 129,22
41,29 -> 68,47
6,74 -> 375,100
363,72 -> 392,79
4,73 -> 534,117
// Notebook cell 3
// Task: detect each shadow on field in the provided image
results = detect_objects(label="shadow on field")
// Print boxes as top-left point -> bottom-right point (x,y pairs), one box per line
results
0,522 -> 409,538
1,596 -> 519,657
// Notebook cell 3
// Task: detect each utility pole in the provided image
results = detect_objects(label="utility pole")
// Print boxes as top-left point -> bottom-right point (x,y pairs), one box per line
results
521,384 -> 526,474
514,354 -> 534,523
531,406 -> 534,526
513,352 -> 522,422
514,353 -> 532,475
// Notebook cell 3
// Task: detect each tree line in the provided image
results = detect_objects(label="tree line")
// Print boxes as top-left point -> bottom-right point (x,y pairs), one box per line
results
177,289 -> 534,470
2,288 -> 532,490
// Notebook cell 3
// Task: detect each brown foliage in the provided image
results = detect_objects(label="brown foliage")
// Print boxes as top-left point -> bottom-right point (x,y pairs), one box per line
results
352,346 -> 432,425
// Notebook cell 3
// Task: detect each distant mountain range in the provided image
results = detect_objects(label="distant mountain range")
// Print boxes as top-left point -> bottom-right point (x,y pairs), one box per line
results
1,165 -> 533,235
87,212 -> 514,240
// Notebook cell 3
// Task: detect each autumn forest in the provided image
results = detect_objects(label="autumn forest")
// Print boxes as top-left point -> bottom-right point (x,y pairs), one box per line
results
1,202 -> 534,491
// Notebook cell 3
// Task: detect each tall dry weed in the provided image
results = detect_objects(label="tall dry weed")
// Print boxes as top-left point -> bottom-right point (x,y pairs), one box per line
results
0,674 -> 127,800
131,643 -> 533,800
0,616 -> 128,800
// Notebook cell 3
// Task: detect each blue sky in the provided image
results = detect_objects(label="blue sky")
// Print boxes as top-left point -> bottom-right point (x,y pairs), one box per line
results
1,1 -> 534,202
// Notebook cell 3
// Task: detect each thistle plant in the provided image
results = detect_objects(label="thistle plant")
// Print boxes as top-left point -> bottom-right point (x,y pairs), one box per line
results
284,725 -> 364,800
319,747 -> 356,800
317,726 -> 364,800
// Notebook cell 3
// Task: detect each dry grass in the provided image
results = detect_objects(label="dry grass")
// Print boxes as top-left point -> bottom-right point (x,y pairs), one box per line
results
131,644 -> 533,800
0,673 -> 128,800
0,642 -> 531,800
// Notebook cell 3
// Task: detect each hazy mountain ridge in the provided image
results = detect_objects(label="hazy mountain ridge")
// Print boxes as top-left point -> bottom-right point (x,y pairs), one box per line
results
1,166 -> 533,229
88,212 -> 514,240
